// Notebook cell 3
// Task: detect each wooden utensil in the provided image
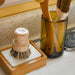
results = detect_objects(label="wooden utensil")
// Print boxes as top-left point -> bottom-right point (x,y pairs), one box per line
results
0,0 -> 5,6
35,0 -> 61,55
56,0 -> 72,52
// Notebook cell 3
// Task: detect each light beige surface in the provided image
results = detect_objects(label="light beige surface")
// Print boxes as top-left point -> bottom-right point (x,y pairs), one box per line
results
26,50 -> 75,75
0,1 -> 75,75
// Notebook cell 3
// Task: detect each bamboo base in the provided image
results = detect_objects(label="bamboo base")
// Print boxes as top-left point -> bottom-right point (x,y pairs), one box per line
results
0,40 -> 47,75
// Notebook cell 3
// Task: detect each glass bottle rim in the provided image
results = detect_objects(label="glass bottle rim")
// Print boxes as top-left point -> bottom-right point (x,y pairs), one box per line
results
41,14 -> 68,23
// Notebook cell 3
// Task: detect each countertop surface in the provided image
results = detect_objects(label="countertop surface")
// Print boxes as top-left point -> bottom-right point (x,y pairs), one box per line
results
0,42 -> 75,75
26,41 -> 75,75
27,51 -> 75,75
0,1 -> 75,75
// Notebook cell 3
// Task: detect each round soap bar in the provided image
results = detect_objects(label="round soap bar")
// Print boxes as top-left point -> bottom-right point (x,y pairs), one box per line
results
13,28 -> 29,52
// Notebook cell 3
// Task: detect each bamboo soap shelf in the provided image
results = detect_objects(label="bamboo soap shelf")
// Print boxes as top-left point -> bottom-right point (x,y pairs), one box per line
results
0,0 -> 57,18
0,40 -> 47,75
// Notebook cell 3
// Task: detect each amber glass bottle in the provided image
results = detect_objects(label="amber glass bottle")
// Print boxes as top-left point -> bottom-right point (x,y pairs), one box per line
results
40,11 -> 68,58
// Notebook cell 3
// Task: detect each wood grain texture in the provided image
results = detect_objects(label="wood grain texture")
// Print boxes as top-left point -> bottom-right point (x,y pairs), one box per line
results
0,0 -> 57,18
0,40 -> 47,75
0,0 -> 5,6
0,0 -> 32,8
40,0 -> 61,55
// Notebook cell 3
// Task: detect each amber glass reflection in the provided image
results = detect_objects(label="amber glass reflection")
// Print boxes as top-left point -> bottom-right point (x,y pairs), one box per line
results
40,11 -> 68,58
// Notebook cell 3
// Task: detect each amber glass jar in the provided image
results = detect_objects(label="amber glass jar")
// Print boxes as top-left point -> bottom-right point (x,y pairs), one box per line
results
40,11 -> 68,58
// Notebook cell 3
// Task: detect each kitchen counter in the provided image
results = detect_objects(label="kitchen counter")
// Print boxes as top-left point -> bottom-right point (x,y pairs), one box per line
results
0,1 -> 75,75
26,41 -> 75,75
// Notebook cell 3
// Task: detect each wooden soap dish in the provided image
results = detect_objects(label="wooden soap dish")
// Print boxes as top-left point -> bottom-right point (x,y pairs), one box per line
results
0,40 -> 47,75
